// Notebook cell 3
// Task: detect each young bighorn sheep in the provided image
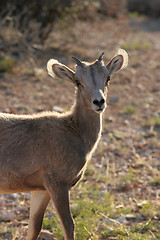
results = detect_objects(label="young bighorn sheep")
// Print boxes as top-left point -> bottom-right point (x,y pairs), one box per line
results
0,49 -> 128,240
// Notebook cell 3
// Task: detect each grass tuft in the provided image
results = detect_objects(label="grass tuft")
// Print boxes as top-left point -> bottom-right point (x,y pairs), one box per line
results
139,202 -> 159,219
122,104 -> 137,115
144,116 -> 160,128
150,176 -> 160,187
122,41 -> 151,51
116,167 -> 139,191
0,57 -> 15,72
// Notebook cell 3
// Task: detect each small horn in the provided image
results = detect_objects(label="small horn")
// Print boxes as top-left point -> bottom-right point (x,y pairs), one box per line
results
98,52 -> 105,62
72,56 -> 83,66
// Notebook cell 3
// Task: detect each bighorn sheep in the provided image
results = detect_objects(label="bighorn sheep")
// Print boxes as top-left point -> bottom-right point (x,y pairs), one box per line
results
0,49 -> 128,240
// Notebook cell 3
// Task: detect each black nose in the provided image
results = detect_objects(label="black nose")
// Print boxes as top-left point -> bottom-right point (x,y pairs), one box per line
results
93,98 -> 105,107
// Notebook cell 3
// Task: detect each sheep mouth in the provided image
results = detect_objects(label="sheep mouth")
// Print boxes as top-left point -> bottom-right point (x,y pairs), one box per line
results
94,108 -> 105,114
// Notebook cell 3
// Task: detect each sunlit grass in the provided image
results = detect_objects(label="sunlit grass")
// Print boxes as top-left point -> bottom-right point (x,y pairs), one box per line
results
139,202 -> 159,219
42,177 -> 160,239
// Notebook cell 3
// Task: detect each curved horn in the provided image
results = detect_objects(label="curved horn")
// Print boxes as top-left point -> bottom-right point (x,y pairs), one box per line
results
72,56 -> 83,66
98,52 -> 105,62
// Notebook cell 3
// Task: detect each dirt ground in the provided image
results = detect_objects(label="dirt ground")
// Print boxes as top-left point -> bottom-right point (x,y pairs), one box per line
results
0,14 -> 160,239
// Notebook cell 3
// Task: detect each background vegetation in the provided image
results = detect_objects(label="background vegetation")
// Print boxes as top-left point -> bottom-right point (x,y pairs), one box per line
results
0,0 -> 160,239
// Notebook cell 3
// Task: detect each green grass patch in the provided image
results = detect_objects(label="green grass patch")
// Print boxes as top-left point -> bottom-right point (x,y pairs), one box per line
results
101,225 -> 128,239
42,180 -> 159,240
130,11 -> 146,18
116,167 -> 139,191
122,41 -> 151,51
139,202 -> 159,219
131,220 -> 158,234
0,223 -> 15,239
144,116 -> 160,128
122,104 -> 137,115
43,216 -> 63,239
84,167 -> 95,177
0,57 -> 15,72
151,176 -> 160,187
72,191 -> 116,239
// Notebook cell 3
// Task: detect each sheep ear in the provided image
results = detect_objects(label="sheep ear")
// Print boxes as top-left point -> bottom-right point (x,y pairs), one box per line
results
106,49 -> 128,75
47,59 -> 75,83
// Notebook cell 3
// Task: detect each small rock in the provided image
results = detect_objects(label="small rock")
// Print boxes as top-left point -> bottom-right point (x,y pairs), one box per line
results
106,227 -> 113,231
100,184 -> 107,192
32,44 -> 43,50
15,206 -> 26,213
0,212 -> 16,221
53,106 -> 63,113
34,68 -> 46,77
116,204 -> 124,209
11,193 -> 20,200
45,212 -> 55,219
110,96 -> 119,104
0,199 -> 5,206
106,116 -> 115,122
12,219 -> 20,226
113,130 -> 124,140
105,218 -> 115,224
39,229 -> 54,240
144,149 -> 152,155
24,193 -> 31,200
71,203 -> 78,212
95,163 -> 102,168
100,190 -> 107,196
144,103 -> 150,110
124,119 -> 130,125
125,214 -> 136,220
136,213 -> 144,221
116,215 -> 127,224
147,97 -> 154,103
0,41 -> 7,50
103,159 -> 107,167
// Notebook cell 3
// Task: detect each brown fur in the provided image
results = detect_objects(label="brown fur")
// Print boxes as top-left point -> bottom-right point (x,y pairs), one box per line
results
0,50 -> 128,240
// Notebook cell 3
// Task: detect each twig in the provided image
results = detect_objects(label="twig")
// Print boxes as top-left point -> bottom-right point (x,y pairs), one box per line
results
84,226 -> 94,240
138,219 -> 151,233
99,212 -> 129,237
148,230 -> 156,239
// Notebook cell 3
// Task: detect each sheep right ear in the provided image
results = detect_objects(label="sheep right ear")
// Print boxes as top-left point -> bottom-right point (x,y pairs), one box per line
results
47,59 -> 75,83
106,49 -> 128,75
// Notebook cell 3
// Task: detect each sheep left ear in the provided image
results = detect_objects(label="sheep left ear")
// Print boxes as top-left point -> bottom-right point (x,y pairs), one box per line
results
47,59 -> 75,83
106,49 -> 128,75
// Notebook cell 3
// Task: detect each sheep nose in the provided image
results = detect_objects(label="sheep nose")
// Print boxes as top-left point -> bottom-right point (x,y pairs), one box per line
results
93,98 -> 105,107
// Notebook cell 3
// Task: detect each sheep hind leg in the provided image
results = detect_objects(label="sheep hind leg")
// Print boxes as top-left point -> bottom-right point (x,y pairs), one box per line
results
26,190 -> 50,240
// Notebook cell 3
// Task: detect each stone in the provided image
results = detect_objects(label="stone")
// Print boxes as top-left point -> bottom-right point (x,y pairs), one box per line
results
125,214 -> 136,220
0,198 -> 5,206
115,215 -> 127,224
71,203 -> 78,212
110,96 -> 119,104
39,229 -> 54,240
0,212 -> 16,221
53,106 -> 63,113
